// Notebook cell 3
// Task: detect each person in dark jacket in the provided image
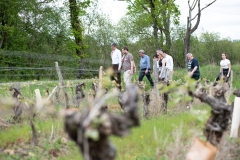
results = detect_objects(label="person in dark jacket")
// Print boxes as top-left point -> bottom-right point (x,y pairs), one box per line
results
187,53 -> 200,80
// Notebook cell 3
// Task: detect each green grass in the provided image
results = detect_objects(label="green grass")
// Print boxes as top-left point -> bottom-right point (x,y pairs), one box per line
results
0,123 -> 31,147
173,64 -> 240,88
0,106 -> 209,159
0,117 -> 64,147
55,108 -> 207,160
0,64 -> 239,159
113,112 -> 199,160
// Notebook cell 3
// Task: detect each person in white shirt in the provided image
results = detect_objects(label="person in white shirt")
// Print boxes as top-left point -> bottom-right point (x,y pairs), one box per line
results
110,42 -> 122,90
215,52 -> 231,83
162,50 -> 173,82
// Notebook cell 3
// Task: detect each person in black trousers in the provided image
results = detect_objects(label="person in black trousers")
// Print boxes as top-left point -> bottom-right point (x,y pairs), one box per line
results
138,49 -> 154,87
187,53 -> 200,80
110,42 -> 122,90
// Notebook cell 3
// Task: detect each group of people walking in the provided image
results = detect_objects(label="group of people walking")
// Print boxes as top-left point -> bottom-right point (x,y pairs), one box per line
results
186,52 -> 231,83
110,42 -> 175,90
110,43 -> 136,90
154,49 -> 174,82
110,42 -> 231,91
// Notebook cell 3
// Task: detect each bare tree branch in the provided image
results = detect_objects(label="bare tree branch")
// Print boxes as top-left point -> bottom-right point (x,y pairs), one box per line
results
191,0 -> 217,22
184,0 -> 217,65
201,0 -> 217,11
190,0 -> 201,33
190,0 -> 198,11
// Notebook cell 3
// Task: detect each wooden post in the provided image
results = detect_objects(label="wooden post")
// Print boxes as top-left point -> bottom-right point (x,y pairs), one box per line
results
55,62 -> 70,108
99,66 -> 103,89
153,59 -> 158,88
230,97 -> 240,138
231,88 -> 240,138
152,59 -> 161,115
34,89 -> 43,112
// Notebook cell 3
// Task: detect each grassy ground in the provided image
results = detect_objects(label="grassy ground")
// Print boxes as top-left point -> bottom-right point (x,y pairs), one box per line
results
0,65 -> 240,159
0,107 -> 207,160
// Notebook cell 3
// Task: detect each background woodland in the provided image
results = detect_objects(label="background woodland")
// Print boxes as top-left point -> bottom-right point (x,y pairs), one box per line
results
1,0 -> 239,82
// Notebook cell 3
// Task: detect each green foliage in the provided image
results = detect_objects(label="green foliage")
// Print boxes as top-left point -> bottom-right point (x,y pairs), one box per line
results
0,0 -> 240,82
112,112 -> 202,160
0,50 -> 79,82
0,70 -> 239,159
125,0 -> 180,49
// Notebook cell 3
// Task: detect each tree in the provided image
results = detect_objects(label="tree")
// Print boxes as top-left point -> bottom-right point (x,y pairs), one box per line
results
184,0 -> 216,65
0,0 -> 80,81
170,25 -> 186,67
0,0 -> 21,49
0,0 -> 70,52
68,0 -> 90,78
68,0 -> 90,56
125,0 -> 180,50
83,11 -> 117,70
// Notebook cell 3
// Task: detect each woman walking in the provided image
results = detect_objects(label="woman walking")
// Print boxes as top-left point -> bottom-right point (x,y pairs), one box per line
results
215,52 -> 231,83
158,51 -> 166,81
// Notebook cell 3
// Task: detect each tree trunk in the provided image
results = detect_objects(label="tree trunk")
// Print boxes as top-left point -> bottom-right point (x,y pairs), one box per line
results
161,0 -> 171,51
152,59 -> 161,115
184,0 -> 216,66
184,28 -> 191,66
68,0 -> 86,77
165,31 -> 171,51
149,0 -> 159,47
0,2 -> 9,49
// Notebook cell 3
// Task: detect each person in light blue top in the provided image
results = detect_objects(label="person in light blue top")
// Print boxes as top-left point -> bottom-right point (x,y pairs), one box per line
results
138,49 -> 154,87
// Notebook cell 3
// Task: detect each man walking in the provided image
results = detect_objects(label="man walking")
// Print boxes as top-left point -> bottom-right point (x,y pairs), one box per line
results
110,42 -> 122,90
162,50 -> 173,82
122,46 -> 134,87
187,53 -> 200,80
138,49 -> 154,87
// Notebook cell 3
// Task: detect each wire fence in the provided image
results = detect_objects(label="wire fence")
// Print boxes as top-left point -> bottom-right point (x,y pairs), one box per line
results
0,67 -> 100,82
1,50 -> 240,85
0,50 -> 112,65
0,50 -> 113,82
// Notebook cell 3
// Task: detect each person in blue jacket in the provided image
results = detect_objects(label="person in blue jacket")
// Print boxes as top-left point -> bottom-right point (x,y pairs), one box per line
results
138,49 -> 154,87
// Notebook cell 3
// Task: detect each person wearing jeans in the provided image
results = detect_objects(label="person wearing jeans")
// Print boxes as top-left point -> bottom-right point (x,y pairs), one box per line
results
138,49 -> 154,87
